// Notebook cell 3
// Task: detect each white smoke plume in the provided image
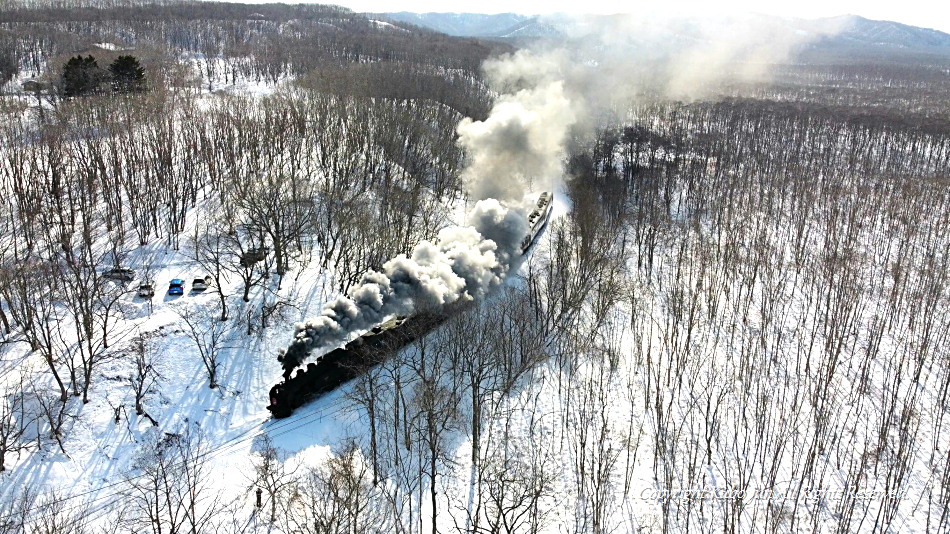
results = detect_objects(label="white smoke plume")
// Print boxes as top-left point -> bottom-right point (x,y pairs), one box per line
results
280,200 -> 526,373
457,80 -> 576,202
527,13 -> 847,105
280,12 -> 845,374
280,38 -> 577,374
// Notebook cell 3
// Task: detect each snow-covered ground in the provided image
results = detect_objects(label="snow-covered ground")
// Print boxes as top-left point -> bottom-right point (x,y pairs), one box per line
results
3,30 -> 946,531
0,156 -> 571,528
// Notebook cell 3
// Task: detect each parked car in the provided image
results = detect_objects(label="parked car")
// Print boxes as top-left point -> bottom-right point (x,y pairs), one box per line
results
103,267 -> 135,281
137,282 -> 155,297
167,279 -> 185,296
192,276 -> 212,291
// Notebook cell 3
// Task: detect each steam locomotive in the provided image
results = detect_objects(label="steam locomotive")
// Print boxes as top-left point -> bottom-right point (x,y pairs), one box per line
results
267,192 -> 553,418
267,305 -> 469,418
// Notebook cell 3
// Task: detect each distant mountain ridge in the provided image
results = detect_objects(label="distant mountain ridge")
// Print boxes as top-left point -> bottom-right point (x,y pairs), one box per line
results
829,15 -> 950,48
383,12 -> 534,38
383,12 -> 950,53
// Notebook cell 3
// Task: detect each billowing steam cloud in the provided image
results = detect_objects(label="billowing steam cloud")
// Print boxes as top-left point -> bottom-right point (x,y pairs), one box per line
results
457,58 -> 577,202
279,201 -> 527,374
280,36 -> 578,376
526,13 -> 846,104
280,12 -> 845,375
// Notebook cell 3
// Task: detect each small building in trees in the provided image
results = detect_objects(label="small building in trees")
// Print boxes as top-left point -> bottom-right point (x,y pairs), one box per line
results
21,79 -> 49,93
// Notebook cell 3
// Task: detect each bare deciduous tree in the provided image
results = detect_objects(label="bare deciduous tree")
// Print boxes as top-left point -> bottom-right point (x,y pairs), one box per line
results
177,306 -> 230,389
280,440 -> 394,534
128,334 -> 161,423
0,374 -> 33,472
248,435 -> 295,524
125,429 -> 222,534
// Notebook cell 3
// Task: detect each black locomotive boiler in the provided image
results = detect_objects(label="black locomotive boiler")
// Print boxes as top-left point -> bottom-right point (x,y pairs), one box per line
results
267,304 -> 467,418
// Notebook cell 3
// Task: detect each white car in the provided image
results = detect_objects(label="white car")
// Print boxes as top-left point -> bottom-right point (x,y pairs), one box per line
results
137,282 -> 155,297
191,276 -> 212,291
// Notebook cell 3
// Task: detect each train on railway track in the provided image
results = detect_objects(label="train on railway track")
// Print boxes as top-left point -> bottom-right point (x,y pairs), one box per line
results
267,192 -> 553,418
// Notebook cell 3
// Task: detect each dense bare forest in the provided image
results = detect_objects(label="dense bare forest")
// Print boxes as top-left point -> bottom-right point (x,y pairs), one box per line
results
1,1 -> 949,533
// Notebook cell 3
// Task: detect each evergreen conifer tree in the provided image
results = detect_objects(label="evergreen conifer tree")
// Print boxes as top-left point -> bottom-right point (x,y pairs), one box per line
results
61,55 -> 105,97
109,55 -> 146,94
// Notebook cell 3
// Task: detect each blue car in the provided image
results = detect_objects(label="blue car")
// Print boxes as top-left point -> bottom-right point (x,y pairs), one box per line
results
167,279 -> 185,296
